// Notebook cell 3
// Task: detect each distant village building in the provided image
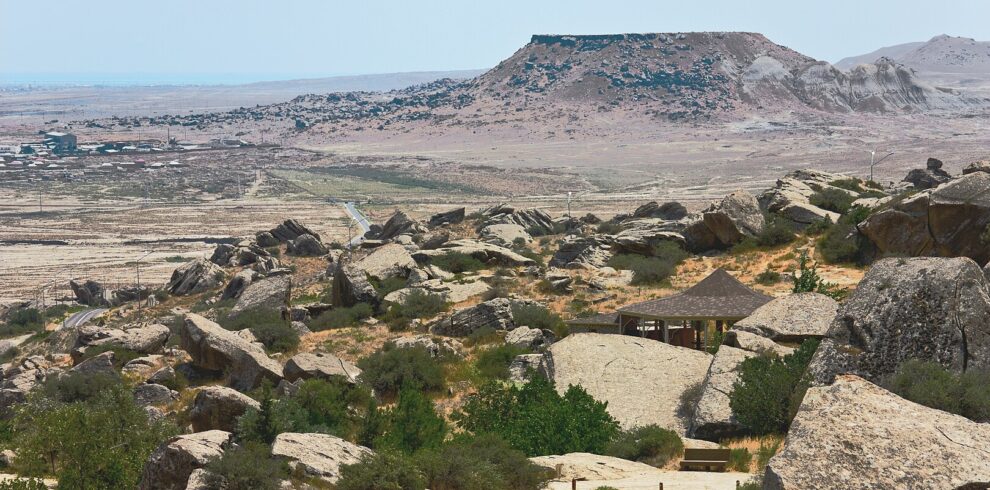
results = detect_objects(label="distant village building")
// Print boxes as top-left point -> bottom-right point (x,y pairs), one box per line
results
44,132 -> 77,154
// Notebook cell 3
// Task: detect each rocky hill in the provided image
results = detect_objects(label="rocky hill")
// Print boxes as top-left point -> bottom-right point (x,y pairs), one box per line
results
91,32 -> 986,135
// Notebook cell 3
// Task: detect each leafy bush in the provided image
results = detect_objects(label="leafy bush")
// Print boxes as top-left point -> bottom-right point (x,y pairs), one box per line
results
374,386 -> 447,453
597,221 -> 622,234
310,303 -> 374,331
220,308 -> 285,332
729,339 -> 820,435
430,252 -> 485,273
205,441 -> 288,490
791,251 -> 845,300
604,425 -> 683,467
884,360 -> 990,422
804,216 -> 833,236
463,325 -> 501,347
12,383 -> 177,487
817,206 -> 875,266
417,434 -> 552,490
809,188 -> 855,214
40,371 -> 122,403
0,308 -> 44,337
357,344 -> 446,397
236,382 -> 301,444
291,378 -> 374,439
755,267 -> 783,285
510,303 -> 566,338
249,321 -> 300,353
475,344 -> 528,380
756,217 -> 797,247
454,375 -> 620,456
607,242 -> 688,286
337,451 -> 427,490
384,290 -> 448,331
728,448 -> 753,472
371,276 -> 407,297
0,479 -> 47,490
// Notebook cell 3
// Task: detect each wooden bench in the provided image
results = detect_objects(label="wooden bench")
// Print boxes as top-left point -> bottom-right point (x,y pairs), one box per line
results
679,448 -> 731,472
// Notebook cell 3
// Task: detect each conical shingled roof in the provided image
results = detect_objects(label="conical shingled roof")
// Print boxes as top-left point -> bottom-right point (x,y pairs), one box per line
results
618,268 -> 772,320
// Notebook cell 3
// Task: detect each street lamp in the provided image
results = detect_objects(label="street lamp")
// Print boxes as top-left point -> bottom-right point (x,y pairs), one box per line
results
869,149 -> 895,184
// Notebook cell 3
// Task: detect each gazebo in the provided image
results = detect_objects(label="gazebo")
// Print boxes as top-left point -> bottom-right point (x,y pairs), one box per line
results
565,312 -> 621,334
616,268 -> 772,350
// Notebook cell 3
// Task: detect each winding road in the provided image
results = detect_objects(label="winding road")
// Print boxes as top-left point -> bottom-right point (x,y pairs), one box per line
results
344,202 -> 371,247
61,308 -> 107,329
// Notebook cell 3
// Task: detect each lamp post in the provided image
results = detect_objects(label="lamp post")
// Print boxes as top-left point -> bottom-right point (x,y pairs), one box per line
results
869,149 -> 895,184
135,250 -> 154,315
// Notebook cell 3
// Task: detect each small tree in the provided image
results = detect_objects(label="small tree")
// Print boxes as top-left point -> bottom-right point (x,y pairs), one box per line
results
205,441 -> 288,490
375,386 -> 447,453
357,344 -> 446,397
791,251 -> 845,300
729,339 -> 820,435
337,451 -> 427,490
604,425 -> 683,467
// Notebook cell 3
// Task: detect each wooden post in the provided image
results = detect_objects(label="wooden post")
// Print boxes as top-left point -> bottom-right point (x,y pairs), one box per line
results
572,479 -> 577,490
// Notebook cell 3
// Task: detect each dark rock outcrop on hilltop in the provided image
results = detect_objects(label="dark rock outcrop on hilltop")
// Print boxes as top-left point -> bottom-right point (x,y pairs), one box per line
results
366,211 -> 423,241
632,201 -> 688,220
808,257 -> 990,386
428,208 -> 466,228
860,172 -> 990,264
481,207 -> 555,236
167,259 -> 225,296
69,279 -> 109,307
903,157 -> 952,189
765,375 -> 990,489
270,219 -> 320,243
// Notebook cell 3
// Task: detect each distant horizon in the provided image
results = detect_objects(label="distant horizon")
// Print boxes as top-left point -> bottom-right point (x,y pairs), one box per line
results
3,0 -> 988,86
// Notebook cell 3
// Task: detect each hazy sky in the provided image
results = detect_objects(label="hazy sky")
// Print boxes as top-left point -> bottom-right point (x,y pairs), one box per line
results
2,0 -> 988,84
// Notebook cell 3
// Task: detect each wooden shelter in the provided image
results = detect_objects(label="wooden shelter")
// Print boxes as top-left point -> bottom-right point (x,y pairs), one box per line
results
565,312 -> 621,334
616,268 -> 772,350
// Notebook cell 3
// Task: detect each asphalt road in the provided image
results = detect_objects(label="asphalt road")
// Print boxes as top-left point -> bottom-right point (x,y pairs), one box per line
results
344,202 -> 371,247
61,308 -> 107,329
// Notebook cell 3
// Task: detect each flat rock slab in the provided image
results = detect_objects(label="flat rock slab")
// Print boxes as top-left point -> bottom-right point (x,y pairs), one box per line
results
766,375 -> 990,489
732,292 -> 837,342
271,432 -> 372,484
543,333 -> 712,434
283,352 -> 361,383
354,243 -> 416,280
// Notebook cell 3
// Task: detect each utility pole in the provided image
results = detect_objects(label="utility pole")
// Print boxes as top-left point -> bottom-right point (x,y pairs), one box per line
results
567,191 -> 572,219
869,149 -> 895,183
135,251 -> 153,316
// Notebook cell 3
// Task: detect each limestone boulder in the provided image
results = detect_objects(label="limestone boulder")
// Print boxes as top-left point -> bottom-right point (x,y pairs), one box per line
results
330,263 -> 379,308
180,314 -> 283,391
226,275 -> 291,321
367,211 -> 422,241
550,235 -> 613,269
428,207 -> 465,227
765,375 -> 990,489
189,386 -> 260,432
483,208 -> 554,236
632,201 -> 688,220
220,269 -> 256,301
724,330 -> 793,357
284,352 -> 361,383
286,233 -> 328,257
270,219 -> 320,243
859,191 -> 934,257
428,298 -> 539,337
271,433 -> 372,484
384,279 -> 490,305
689,345 -> 756,441
701,190 -> 765,246
354,244 -> 416,280
71,323 -> 171,363
543,334 -> 712,434
413,239 -> 536,267
505,326 -> 553,350
479,223 -> 532,247
612,219 -> 687,256
167,259 -> 225,296
928,171 -> 990,264
139,430 -> 232,490
731,293 -> 838,342
509,353 -> 546,383
808,257 -> 990,386
962,159 -> 990,175
69,279 -> 109,307
133,383 -> 178,407
392,335 -> 463,358
902,157 -> 952,190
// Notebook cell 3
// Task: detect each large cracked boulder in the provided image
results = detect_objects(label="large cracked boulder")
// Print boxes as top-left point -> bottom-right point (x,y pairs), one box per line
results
765,375 -> 990,489
413,239 -> 536,267
284,352 -> 361,383
542,334 -> 712,434
808,257 -> 990,386
367,211 -> 422,241
731,293 -> 837,342
354,244 -> 416,280
71,323 -> 171,363
139,430 -> 232,490
220,269 -> 256,301
903,157 -> 952,190
482,207 -> 555,235
226,275 -> 291,321
758,171 -> 843,226
612,220 -> 687,256
331,262 -> 379,308
69,279 -> 110,306
270,219 -> 320,242
479,223 -> 531,248
632,201 -> 688,220
700,190 -> 765,247
859,191 -> 934,257
271,433 -> 372,485
167,259 -> 225,296
428,298 -> 539,337
180,314 -> 283,391
189,386 -> 260,432
286,233 -> 328,257
550,235 -> 613,269
688,345 -> 756,441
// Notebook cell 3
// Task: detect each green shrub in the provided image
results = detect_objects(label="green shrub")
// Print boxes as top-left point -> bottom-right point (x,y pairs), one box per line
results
756,217 -> 797,247
417,434 -> 552,490
291,378 -> 374,440
205,441 -> 288,490
475,344 -> 528,380
607,242 -> 688,286
80,345 -> 143,368
884,360 -> 990,422
384,290 -> 448,331
220,308 -> 285,332
804,216 -> 833,236
249,321 -> 300,353
40,371 -> 122,404
755,267 -> 783,285
463,325 -> 501,347
430,252 -> 485,273
372,276 -> 407,297
510,303 -> 566,338
236,382 -> 303,444
357,344 -> 446,397
791,251 -> 845,300
729,339 -> 819,435
596,221 -> 622,234
337,451 -> 427,490
12,383 -> 177,487
604,425 -> 683,467
728,448 -> 753,472
310,303 -> 374,331
454,375 -> 619,456
0,479 -> 47,490
809,188 -> 855,214
817,206 -> 875,266
374,386 -> 447,453
0,308 -> 44,337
